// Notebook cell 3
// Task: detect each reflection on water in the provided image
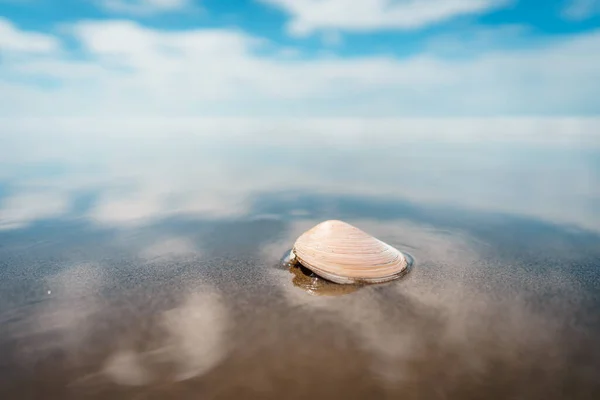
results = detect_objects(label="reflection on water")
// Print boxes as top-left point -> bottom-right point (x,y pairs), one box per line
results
289,262 -> 361,296
0,118 -> 599,399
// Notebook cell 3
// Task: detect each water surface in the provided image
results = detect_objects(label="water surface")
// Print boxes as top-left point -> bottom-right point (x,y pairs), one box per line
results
0,118 -> 599,399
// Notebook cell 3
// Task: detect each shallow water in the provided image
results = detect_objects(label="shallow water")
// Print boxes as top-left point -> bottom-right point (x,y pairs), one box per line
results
0,118 -> 599,399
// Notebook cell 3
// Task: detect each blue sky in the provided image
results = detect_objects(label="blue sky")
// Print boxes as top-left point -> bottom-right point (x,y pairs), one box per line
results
1,0 -> 600,117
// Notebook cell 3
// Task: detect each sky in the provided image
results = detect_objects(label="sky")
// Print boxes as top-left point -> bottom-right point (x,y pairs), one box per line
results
1,0 -> 600,117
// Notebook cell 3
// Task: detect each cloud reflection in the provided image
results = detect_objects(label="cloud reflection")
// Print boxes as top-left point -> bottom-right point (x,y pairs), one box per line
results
272,219 -> 579,385
159,288 -> 230,381
8,263 -> 107,368
103,350 -> 151,386
0,118 -> 599,233
139,236 -> 200,261
98,286 -> 230,387
0,191 -> 70,230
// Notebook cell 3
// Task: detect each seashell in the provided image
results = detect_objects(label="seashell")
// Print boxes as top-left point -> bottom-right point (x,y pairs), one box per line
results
292,220 -> 411,285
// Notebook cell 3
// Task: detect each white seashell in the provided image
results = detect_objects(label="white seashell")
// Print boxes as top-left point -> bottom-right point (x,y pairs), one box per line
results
292,220 -> 410,284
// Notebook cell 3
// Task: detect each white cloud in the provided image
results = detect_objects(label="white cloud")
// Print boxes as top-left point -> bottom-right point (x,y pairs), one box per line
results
562,0 -> 600,20
423,24 -> 528,55
97,0 -> 191,15
1,18 -> 600,116
322,30 -> 342,46
0,17 -> 60,53
259,0 -> 507,35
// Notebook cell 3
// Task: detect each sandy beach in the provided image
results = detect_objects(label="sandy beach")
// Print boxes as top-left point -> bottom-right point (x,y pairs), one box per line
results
0,126 -> 599,399
1,199 -> 599,399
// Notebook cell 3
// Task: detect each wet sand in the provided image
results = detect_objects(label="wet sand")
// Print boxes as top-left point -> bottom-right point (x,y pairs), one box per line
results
0,125 -> 599,399
0,208 -> 599,400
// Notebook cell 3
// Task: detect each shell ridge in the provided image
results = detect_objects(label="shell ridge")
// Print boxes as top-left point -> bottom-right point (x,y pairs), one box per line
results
292,220 -> 410,284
